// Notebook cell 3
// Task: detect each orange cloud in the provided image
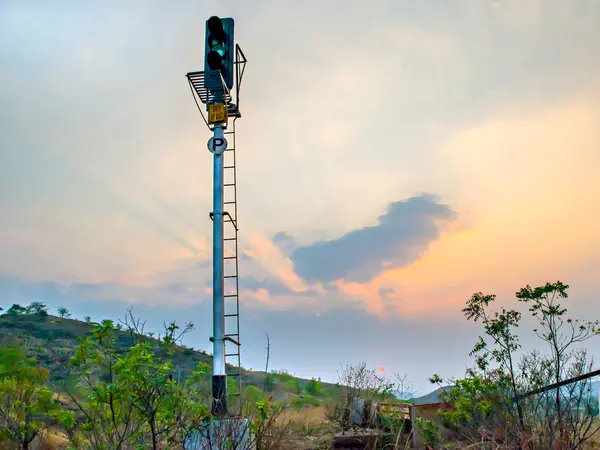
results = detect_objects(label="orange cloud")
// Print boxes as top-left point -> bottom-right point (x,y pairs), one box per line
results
244,234 -> 308,293
320,96 -> 600,319
245,288 -> 271,305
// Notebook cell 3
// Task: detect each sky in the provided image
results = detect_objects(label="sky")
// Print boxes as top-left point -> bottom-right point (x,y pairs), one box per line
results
1,0 -> 600,395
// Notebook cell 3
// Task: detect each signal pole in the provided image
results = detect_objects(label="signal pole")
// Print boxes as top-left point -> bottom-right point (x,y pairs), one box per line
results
186,16 -> 247,422
209,123 -> 227,415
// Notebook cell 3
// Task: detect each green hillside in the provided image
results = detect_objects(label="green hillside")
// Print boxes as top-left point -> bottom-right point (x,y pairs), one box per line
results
0,304 -> 345,449
0,312 -> 209,380
0,305 -> 335,405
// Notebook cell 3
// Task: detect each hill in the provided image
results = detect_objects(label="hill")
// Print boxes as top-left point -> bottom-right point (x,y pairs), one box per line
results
0,309 -> 336,405
0,308 -> 345,449
410,386 -> 454,404
1,312 -> 206,379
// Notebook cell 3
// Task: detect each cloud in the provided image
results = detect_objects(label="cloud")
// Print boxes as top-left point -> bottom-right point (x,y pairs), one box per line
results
0,275 -> 210,311
272,232 -> 297,253
243,234 -> 308,293
378,287 -> 396,298
289,194 -> 456,284
239,277 -> 294,297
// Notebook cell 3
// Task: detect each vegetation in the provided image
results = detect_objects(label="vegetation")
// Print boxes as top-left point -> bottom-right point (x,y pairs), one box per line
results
429,281 -> 600,449
0,344 -> 61,449
326,361 -> 397,430
1,280 -> 599,449
56,308 -> 70,319
0,304 -> 341,449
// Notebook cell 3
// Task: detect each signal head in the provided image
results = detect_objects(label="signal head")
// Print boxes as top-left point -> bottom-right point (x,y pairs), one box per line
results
204,16 -> 235,90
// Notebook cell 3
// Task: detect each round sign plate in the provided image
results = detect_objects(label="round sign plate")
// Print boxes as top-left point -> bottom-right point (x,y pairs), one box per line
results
207,136 -> 228,155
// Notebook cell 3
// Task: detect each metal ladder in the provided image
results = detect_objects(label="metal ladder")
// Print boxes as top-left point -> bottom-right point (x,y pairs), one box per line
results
221,118 -> 242,413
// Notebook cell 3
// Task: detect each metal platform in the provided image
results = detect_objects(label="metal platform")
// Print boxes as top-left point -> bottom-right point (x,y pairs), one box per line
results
186,70 -> 232,105
186,44 -> 247,126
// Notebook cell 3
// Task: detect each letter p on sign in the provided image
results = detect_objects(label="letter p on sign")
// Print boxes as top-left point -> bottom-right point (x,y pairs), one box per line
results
207,136 -> 228,155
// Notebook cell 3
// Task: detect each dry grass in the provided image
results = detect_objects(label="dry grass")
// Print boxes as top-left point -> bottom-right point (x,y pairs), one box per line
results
276,406 -> 335,450
584,419 -> 600,450
29,428 -> 69,450
278,406 -> 328,427
10,408 -> 332,450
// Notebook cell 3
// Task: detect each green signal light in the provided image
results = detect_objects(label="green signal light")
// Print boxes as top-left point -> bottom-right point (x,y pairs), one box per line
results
210,42 -> 226,57
204,16 -> 234,89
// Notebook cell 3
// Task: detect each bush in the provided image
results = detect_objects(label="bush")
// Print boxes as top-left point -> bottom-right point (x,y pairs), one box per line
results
291,395 -> 320,409
244,385 -> 263,408
306,378 -> 321,396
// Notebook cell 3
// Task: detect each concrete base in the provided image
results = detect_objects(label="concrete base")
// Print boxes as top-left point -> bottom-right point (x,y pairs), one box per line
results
185,418 -> 255,450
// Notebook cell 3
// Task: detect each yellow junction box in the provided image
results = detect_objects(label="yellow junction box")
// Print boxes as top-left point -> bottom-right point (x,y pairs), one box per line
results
208,103 -> 228,126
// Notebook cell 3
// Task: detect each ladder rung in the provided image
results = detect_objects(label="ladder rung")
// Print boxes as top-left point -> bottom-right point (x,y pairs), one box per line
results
224,201 -> 236,205
210,336 -> 240,345
223,212 -> 237,229
225,353 -> 239,357
224,131 -> 234,135
224,256 -> 237,259
224,314 -> 238,317
225,333 -> 239,337
224,183 -> 236,187
224,148 -> 235,151
225,336 -> 240,345
224,237 -> 237,241
224,165 -> 235,169
224,294 -> 238,298
224,275 -> 237,279
228,373 -> 241,377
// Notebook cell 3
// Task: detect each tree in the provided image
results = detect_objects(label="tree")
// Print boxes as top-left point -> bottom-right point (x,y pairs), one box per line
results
393,373 -> 415,401
287,377 -> 302,395
262,332 -> 270,394
67,313 -> 207,449
306,378 -> 321,396
4,304 -> 25,316
263,374 -> 275,393
121,317 -> 197,450
517,281 -> 600,448
462,291 -> 525,437
328,362 -> 395,430
67,320 -> 146,448
84,316 -> 91,323
24,302 -> 48,316
434,281 -> 600,449
243,385 -> 263,409
57,307 -> 71,319
429,373 -> 505,444
0,343 -> 60,449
